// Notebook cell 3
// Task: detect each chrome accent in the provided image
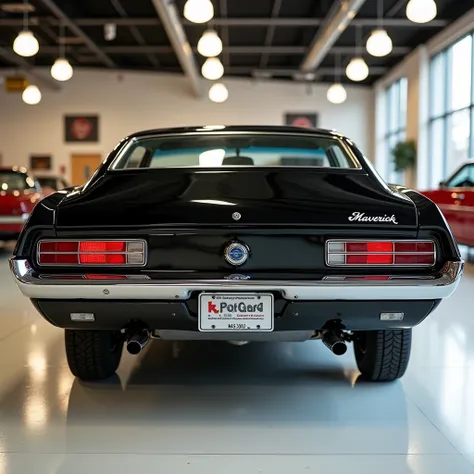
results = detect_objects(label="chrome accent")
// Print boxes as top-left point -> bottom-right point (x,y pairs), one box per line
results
36,239 -> 147,267
152,330 -> 315,342
70,313 -> 95,322
108,132 -> 363,170
232,212 -> 241,221
224,242 -> 249,266
0,215 -> 28,224
10,258 -> 464,301
225,274 -> 251,280
325,239 -> 436,267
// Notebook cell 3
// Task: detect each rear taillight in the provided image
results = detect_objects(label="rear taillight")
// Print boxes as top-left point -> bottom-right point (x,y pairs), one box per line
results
326,240 -> 435,267
37,240 -> 146,266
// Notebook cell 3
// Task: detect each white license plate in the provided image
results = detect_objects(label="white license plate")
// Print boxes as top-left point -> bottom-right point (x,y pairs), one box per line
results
198,293 -> 274,332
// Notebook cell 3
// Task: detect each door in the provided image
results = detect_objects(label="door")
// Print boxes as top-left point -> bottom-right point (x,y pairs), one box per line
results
438,163 -> 474,246
71,154 -> 102,186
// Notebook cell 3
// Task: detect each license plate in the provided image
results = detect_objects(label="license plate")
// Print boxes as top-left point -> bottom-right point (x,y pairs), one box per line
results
198,293 -> 274,332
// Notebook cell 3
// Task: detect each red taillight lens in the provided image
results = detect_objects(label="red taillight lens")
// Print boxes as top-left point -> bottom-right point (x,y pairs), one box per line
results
326,240 -> 435,266
79,241 -> 126,253
37,240 -> 146,266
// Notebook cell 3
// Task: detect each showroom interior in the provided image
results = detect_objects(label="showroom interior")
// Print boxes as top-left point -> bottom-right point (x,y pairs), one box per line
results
0,0 -> 474,472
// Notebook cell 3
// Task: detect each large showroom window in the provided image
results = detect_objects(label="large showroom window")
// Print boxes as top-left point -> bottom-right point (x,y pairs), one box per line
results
428,32 -> 474,186
384,78 -> 407,184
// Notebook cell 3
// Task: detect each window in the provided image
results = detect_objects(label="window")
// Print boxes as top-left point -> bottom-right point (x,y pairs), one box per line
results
445,164 -> 474,188
384,78 -> 408,184
112,134 -> 361,170
0,171 -> 36,191
428,33 -> 474,186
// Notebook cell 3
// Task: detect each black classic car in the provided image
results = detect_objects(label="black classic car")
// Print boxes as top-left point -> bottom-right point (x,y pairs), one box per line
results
10,125 -> 463,382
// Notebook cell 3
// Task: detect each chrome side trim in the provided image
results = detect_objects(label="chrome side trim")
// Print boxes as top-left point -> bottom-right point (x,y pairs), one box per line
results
10,259 -> 463,301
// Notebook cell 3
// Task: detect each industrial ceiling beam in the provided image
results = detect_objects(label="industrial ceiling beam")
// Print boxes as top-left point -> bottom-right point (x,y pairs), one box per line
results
301,0 -> 367,72
0,17 -> 449,28
39,0 -> 116,68
227,67 -> 389,76
150,0 -> 202,97
219,0 -> 230,66
35,45 -> 411,55
109,0 -> 159,67
260,0 -> 283,68
0,47 -> 61,90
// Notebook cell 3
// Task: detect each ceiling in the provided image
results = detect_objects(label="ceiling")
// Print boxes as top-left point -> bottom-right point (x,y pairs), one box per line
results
0,0 -> 471,87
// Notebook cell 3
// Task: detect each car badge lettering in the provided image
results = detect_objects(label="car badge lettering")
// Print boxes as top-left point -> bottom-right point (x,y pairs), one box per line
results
224,242 -> 249,266
348,211 -> 398,225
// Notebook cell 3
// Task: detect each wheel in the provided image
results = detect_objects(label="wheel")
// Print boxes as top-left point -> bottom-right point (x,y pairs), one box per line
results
353,329 -> 412,381
65,329 -> 124,381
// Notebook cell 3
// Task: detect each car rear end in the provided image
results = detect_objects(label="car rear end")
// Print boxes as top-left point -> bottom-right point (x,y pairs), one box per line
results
9,128 -> 464,381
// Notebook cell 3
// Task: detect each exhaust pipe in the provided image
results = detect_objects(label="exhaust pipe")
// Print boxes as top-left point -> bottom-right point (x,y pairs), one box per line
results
322,331 -> 347,356
126,328 -> 150,355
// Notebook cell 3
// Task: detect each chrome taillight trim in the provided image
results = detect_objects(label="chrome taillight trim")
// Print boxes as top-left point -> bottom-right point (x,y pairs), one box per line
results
325,239 -> 436,267
36,239 -> 148,267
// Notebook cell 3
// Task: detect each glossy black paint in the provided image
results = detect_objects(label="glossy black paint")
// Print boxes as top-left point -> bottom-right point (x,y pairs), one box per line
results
33,298 -> 440,332
55,168 -> 418,228
13,126 -> 461,277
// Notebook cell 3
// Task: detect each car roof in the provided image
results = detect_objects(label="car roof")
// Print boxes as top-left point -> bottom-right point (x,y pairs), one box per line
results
0,166 -> 28,173
127,125 -> 345,140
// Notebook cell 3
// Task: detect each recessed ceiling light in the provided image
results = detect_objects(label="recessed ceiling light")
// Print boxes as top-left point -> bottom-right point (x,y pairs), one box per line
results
0,3 -> 35,13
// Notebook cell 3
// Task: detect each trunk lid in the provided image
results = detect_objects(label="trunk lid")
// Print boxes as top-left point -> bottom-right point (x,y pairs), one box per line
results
55,168 -> 418,229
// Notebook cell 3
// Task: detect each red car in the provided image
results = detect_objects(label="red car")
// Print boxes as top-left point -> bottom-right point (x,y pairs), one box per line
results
422,161 -> 474,247
0,167 -> 43,242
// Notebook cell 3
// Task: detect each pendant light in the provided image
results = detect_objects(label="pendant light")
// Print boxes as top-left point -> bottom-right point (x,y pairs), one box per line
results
209,83 -> 228,103
406,0 -> 437,24
327,53 -> 347,105
184,0 -> 214,24
366,0 -> 393,57
202,57 -> 224,80
13,0 -> 39,57
346,25 -> 369,82
51,22 -> 73,81
197,30 -> 223,57
22,84 -> 41,105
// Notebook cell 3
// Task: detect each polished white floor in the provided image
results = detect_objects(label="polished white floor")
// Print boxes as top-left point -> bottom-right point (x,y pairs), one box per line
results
1,244 -> 474,474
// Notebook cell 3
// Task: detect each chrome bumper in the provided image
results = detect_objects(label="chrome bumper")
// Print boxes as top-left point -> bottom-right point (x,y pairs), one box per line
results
10,259 -> 464,301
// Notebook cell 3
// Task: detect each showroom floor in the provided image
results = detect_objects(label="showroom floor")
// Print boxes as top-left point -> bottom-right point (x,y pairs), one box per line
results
1,247 -> 474,474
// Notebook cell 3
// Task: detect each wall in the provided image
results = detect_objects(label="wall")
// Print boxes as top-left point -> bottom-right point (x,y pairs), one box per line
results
0,70 -> 374,181
374,7 -> 474,189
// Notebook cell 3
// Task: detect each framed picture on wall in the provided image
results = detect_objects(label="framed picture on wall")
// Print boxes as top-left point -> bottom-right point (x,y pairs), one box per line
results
30,155 -> 52,171
64,115 -> 99,143
284,113 -> 319,128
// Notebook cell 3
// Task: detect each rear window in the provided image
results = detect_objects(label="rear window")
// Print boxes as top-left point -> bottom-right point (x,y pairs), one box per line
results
0,171 -> 36,191
111,134 -> 360,169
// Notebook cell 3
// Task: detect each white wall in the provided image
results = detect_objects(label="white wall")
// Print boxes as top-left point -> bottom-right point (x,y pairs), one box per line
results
374,7 -> 474,189
0,70 -> 374,181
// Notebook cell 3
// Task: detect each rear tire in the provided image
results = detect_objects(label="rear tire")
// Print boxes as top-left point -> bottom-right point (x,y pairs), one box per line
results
353,329 -> 412,381
65,329 -> 124,381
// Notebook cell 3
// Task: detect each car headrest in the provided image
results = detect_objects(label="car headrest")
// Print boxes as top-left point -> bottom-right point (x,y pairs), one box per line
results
222,156 -> 254,165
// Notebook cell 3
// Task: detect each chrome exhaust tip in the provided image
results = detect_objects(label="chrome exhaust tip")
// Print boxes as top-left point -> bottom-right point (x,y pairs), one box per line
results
126,329 -> 150,355
322,331 -> 347,356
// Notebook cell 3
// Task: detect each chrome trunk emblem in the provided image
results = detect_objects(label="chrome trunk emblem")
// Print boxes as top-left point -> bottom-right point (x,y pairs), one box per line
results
224,242 -> 249,266
232,212 -> 241,221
